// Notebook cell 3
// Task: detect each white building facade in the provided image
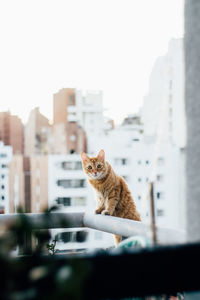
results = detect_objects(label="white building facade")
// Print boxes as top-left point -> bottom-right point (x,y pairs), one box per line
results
75,89 -> 104,135
140,38 -> 186,230
87,123 -> 185,231
0,142 -> 12,214
142,38 -> 186,148
73,89 -> 105,153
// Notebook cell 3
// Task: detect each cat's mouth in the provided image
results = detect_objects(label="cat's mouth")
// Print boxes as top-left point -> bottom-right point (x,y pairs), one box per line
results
88,172 -> 103,180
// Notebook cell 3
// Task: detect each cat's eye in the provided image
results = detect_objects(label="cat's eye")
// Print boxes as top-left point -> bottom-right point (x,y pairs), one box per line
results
87,165 -> 92,170
97,164 -> 102,169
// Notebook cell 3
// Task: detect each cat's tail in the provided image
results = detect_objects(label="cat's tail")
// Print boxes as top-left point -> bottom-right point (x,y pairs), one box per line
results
113,234 -> 122,247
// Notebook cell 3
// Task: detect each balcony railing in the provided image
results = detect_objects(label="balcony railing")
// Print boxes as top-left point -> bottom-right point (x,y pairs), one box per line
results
0,212 -> 199,299
0,212 -> 186,245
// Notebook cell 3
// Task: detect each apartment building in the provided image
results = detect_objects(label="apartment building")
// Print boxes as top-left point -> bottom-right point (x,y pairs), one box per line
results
30,155 -> 48,213
140,38 -> 186,230
9,155 -> 47,214
0,142 -> 12,214
53,88 -> 104,133
75,89 -> 104,135
53,88 -> 104,154
53,88 -> 76,124
88,120 -> 185,231
24,107 -> 52,156
9,155 -> 31,213
0,112 -> 23,154
52,122 -> 87,155
52,88 -> 87,154
142,38 -> 186,148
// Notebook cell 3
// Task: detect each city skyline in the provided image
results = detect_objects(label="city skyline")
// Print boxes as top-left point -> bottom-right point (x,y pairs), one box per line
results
0,37 -> 186,252
0,0 -> 184,124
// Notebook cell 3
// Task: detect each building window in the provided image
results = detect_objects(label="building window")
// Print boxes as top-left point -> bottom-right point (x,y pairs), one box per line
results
1,164 -> 7,168
70,135 -> 76,142
138,178 -> 142,182
157,192 -> 164,199
56,197 -> 71,206
1,185 -> 5,190
73,197 -> 86,206
1,196 -> 5,200
57,179 -> 86,188
137,160 -> 141,165
157,157 -> 164,166
36,186 -> 40,196
56,230 -> 88,243
1,175 -> 5,179
122,158 -> 127,165
169,94 -> 173,104
157,209 -> 164,217
157,175 -> 164,182
138,195 -> 141,200
169,80 -> 173,90
114,158 -> 128,166
146,160 -> 149,165
36,202 -> 40,212
62,161 -> 82,170
56,197 -> 86,207
36,169 -> 40,179
69,95 -> 75,105
76,231 -> 88,242
0,154 -> 7,158
56,232 -> 72,243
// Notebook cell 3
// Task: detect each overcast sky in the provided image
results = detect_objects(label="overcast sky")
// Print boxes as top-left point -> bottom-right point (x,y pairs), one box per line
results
0,0 -> 184,124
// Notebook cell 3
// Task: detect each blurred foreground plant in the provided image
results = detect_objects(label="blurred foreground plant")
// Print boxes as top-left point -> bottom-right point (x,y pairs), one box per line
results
0,207 -> 89,300
46,239 -> 58,255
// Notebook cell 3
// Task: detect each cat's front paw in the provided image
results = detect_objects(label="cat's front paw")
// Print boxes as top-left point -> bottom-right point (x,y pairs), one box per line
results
101,210 -> 110,216
95,208 -> 102,214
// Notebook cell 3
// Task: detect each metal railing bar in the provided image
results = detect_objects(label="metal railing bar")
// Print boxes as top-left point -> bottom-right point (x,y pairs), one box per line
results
83,213 -> 186,244
0,212 -> 84,229
0,212 -> 186,244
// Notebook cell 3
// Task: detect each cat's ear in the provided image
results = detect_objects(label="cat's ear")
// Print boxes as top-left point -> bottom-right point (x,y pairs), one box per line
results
81,152 -> 89,163
97,149 -> 105,162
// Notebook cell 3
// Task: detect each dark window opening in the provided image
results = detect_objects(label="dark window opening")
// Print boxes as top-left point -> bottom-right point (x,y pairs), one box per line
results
56,230 -> 88,243
76,231 -> 88,243
55,197 -> 86,207
157,192 -> 164,199
57,179 -> 86,188
157,209 -> 164,217
56,197 -> 71,206
56,232 -> 72,243
62,161 -> 82,170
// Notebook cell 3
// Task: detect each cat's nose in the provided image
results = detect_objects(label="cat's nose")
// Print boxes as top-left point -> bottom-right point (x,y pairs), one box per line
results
94,171 -> 97,175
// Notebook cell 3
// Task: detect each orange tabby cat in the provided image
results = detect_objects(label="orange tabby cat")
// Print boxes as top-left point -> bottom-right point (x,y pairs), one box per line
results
81,149 -> 141,245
